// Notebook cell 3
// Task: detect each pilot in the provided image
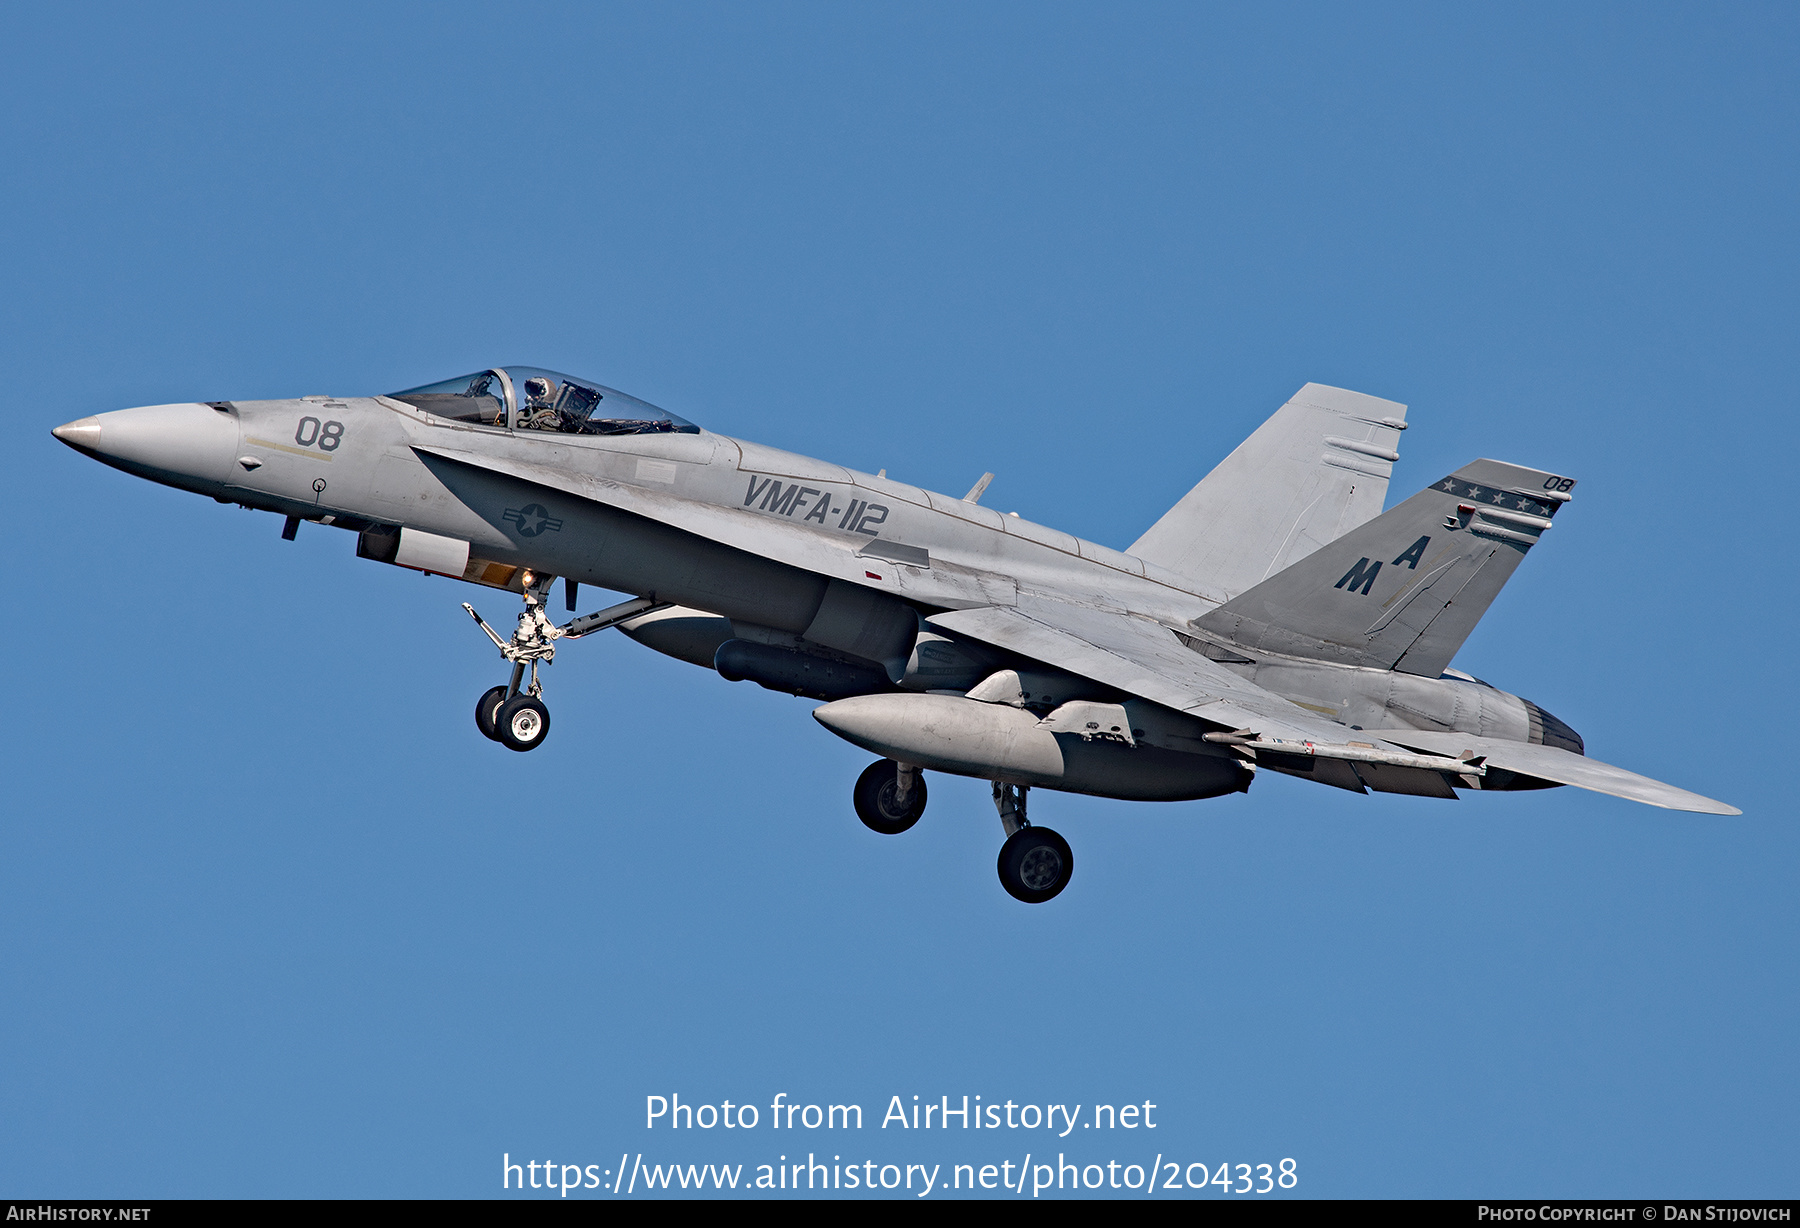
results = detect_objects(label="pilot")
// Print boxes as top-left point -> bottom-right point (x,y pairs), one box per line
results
521,376 -> 562,430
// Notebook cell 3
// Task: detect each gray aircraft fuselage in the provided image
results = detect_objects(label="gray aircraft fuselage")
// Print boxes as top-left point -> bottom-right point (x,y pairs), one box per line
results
57,366 -> 1739,907
52,379 -> 1562,788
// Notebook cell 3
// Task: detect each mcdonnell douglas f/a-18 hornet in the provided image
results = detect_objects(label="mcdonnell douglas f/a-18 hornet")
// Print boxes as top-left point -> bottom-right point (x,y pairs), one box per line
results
52,370 -> 1738,902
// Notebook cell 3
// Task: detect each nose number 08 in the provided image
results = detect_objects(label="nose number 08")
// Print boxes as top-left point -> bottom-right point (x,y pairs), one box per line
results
294,417 -> 345,451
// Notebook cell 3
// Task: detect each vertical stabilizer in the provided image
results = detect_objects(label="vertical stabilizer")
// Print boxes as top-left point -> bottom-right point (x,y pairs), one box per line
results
1129,384 -> 1408,599
1194,459 -> 1576,677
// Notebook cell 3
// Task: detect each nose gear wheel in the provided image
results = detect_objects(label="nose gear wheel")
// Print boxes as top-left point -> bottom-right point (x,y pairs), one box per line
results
496,694 -> 550,751
475,685 -> 509,742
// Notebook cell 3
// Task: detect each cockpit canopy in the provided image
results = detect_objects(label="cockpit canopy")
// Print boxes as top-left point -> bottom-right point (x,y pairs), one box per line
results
388,367 -> 699,436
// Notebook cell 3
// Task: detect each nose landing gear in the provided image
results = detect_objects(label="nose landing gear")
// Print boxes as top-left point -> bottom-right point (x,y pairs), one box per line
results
463,575 -> 663,752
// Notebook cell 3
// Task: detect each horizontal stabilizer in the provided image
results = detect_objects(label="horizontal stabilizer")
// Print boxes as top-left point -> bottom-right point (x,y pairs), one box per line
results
1379,730 -> 1740,815
1130,384 -> 1408,600
1196,458 -> 1576,677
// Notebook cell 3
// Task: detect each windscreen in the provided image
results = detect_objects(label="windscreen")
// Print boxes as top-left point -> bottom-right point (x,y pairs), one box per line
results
388,371 -> 507,425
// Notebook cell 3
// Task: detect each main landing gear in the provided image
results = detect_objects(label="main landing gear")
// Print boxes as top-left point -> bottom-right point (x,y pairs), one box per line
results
992,782 -> 1073,904
849,760 -> 1074,903
464,575 -> 663,752
853,759 -> 928,834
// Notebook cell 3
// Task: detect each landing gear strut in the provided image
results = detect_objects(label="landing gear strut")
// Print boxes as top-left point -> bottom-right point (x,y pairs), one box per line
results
464,576 -> 663,752
992,782 -> 1073,903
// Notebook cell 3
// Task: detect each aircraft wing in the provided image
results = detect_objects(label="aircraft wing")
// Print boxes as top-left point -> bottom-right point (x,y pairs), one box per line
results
930,598 -> 1399,748
928,599 -> 1741,814
1374,730 -> 1741,815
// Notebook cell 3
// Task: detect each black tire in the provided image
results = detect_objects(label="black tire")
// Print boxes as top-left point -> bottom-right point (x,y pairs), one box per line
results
853,759 -> 928,834
475,685 -> 510,742
997,826 -> 1074,903
496,694 -> 551,752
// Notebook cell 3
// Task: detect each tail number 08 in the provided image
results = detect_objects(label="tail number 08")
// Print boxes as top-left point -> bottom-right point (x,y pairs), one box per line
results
295,417 -> 345,451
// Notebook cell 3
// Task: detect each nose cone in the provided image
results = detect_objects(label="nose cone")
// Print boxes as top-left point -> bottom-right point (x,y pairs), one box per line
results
52,416 -> 103,450
53,402 -> 238,494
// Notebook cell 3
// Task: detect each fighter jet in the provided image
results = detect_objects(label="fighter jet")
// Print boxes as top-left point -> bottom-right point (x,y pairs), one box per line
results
51,369 -> 1738,902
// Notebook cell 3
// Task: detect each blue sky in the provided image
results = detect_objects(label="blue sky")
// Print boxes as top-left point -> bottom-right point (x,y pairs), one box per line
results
1,1 -> 1794,1198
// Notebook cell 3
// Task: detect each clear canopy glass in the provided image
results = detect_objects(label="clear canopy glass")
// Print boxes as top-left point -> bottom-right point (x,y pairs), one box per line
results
388,367 -> 698,436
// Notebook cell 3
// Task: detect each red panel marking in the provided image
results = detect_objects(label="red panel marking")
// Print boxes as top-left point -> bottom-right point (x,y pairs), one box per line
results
865,571 -> 882,580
